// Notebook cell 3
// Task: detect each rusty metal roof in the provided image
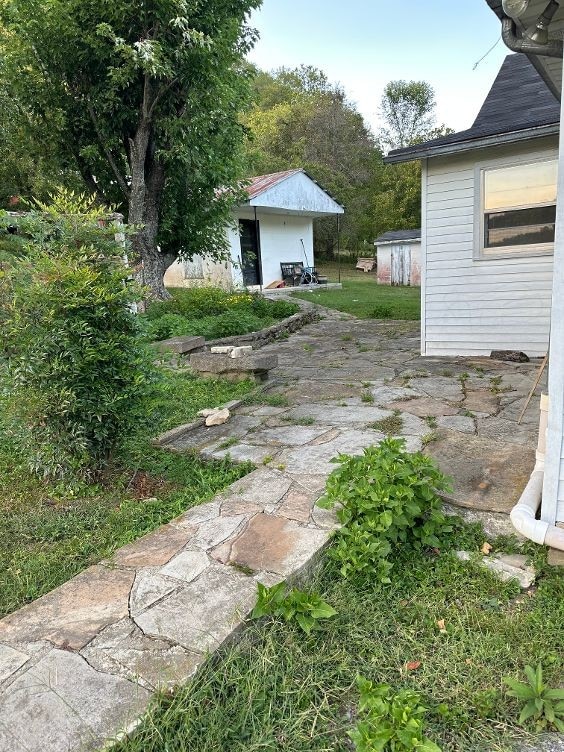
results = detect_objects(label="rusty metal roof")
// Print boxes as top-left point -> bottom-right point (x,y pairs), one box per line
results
245,169 -> 304,199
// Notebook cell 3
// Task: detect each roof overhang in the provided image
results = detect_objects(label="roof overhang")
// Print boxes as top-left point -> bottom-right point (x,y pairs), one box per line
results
384,122 -> 559,164
485,0 -> 564,97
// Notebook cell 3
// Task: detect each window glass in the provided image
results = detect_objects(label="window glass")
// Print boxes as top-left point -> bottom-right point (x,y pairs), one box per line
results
483,159 -> 557,252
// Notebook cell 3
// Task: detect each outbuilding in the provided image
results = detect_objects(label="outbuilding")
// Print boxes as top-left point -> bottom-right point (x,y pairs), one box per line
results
164,169 -> 344,291
374,229 -> 421,286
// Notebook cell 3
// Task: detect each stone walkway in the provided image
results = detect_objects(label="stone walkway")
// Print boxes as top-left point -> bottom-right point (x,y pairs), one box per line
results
0,307 -> 549,752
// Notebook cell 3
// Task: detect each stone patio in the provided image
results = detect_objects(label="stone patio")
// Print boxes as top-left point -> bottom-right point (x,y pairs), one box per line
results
0,304 -> 548,751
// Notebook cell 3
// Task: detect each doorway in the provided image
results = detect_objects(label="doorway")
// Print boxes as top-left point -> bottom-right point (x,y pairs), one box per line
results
239,219 -> 261,286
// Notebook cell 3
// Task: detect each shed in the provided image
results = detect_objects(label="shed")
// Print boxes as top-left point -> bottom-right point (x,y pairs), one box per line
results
374,229 -> 421,286
164,169 -> 344,291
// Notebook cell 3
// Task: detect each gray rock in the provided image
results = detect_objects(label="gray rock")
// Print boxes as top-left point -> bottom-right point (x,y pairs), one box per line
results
284,403 -> 392,427
129,571 -> 179,616
0,643 -> 29,684
436,415 -> 476,434
0,649 -> 150,752
190,515 -> 247,550
159,550 -> 210,583
154,336 -> 205,355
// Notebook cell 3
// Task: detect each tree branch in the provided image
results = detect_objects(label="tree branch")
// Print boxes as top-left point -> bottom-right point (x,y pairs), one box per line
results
87,101 -> 130,200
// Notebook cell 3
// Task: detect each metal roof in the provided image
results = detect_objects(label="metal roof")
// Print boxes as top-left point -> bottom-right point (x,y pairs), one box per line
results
245,169 -> 303,200
385,54 -> 560,164
375,229 -> 421,244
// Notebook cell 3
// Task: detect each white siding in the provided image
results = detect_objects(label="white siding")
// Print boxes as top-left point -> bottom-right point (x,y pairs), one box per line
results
424,138 -> 558,357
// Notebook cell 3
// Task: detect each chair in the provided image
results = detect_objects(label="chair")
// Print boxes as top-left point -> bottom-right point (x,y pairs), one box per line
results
280,262 -> 303,287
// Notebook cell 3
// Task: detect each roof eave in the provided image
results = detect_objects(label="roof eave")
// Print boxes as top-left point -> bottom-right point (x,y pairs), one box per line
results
384,123 -> 560,164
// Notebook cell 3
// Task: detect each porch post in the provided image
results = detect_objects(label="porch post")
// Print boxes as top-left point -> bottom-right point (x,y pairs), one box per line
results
541,65 -> 564,526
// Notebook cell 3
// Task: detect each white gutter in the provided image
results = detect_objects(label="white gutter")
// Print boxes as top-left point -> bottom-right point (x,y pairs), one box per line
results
510,394 -> 564,550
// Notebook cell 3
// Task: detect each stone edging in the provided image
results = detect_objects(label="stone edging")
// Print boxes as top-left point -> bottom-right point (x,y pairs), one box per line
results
153,380 -> 280,448
207,308 -> 319,349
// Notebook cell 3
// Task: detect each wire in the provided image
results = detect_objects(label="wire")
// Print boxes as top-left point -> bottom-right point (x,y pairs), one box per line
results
473,34 -> 503,70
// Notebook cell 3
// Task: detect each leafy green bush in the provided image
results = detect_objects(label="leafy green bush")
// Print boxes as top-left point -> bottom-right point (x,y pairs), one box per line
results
0,192 -> 153,479
319,438 -> 454,581
504,664 -> 564,731
350,677 -> 442,752
251,582 -> 337,634
143,287 -> 299,341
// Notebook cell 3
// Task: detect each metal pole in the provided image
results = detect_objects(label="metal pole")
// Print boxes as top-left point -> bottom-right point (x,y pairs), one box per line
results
337,215 -> 341,284
254,206 -> 263,291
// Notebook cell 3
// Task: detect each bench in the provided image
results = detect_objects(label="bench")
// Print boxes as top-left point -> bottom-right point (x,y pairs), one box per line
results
356,257 -> 376,273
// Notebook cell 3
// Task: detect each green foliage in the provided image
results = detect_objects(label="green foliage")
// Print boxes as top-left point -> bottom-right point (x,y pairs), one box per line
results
251,582 -> 337,635
350,678 -> 442,752
319,439 -> 454,581
379,80 -> 437,151
143,287 -> 299,341
504,664 -> 564,732
0,192 -> 153,478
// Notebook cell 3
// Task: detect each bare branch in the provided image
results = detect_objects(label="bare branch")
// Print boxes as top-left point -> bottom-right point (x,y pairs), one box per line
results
87,101 -> 130,200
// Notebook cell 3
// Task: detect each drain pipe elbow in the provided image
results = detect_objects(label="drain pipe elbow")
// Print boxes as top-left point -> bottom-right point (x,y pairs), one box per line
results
510,468 -> 550,545
501,17 -> 564,58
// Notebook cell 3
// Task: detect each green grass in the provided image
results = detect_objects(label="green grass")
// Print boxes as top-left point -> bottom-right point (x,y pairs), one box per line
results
0,369 -> 255,617
293,279 -> 421,321
114,540 -> 564,752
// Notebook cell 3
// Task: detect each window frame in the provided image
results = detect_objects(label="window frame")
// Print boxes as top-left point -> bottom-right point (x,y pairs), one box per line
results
474,151 -> 558,261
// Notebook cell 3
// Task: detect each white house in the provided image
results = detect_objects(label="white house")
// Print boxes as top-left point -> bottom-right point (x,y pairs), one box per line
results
164,169 -> 344,290
374,229 -> 422,286
388,0 -> 564,556
386,52 -> 560,358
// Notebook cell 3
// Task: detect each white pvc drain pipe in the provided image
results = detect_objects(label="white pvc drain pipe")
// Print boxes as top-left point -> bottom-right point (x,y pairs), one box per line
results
510,394 -> 564,551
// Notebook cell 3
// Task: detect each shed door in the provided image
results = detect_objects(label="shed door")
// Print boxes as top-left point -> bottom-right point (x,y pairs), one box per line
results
391,244 -> 411,286
239,219 -> 261,286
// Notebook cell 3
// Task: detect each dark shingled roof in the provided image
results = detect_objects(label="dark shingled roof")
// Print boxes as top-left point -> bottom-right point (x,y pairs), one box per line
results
375,229 -> 421,243
385,54 -> 560,163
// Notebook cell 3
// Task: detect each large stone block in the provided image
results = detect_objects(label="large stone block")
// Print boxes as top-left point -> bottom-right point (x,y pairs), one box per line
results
190,351 -> 278,380
154,336 -> 205,355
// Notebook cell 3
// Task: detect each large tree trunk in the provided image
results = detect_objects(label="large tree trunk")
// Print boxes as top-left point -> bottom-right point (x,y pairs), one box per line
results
127,81 -> 174,301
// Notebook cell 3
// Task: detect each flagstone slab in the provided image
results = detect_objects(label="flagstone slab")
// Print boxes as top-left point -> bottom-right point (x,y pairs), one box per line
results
463,389 -> 500,415
389,396 -> 459,418
476,416 -> 539,446
129,571 -> 180,616
134,565 -> 258,654
160,550 -> 211,583
0,566 -> 134,651
190,514 -> 247,550
279,429 -> 384,476
410,376 -> 464,402
251,425 -> 333,446
371,385 -> 422,405
0,649 -> 150,752
112,523 -> 196,567
0,643 -> 29,685
228,514 -> 330,576
168,416 -> 261,451
285,403 -> 392,426
436,415 -> 476,434
426,431 -> 535,513
222,467 -> 293,507
277,488 -> 318,522
81,619 -> 202,690
204,442 -> 279,464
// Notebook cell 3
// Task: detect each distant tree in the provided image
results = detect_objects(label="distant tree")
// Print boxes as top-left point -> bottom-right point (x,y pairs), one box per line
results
0,0 -> 260,299
379,80 -> 438,152
244,66 -> 381,255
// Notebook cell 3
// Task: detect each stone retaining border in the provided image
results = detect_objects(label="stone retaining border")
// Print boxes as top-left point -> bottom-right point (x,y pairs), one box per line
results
207,308 -> 319,349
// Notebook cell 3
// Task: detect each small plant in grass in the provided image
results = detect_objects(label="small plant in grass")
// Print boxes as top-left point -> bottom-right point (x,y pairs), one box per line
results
504,664 -> 564,731
371,411 -> 404,436
425,416 -> 437,429
421,432 -> 439,447
250,582 -> 337,634
319,439 -> 453,581
281,416 -> 315,426
264,394 -> 290,408
218,437 -> 238,450
361,391 -> 375,404
350,677 -> 442,752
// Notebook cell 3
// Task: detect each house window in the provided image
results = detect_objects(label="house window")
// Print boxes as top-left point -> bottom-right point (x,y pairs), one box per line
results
482,158 -> 558,255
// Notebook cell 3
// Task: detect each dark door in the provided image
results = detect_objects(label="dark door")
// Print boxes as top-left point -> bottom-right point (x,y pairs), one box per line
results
239,219 -> 261,286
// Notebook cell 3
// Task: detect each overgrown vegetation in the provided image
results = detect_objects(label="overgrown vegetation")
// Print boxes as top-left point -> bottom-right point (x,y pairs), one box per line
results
0,368 -> 255,616
0,194 -> 153,479
143,288 -> 299,341
319,439 -> 454,581
251,582 -> 337,635
504,664 -> 564,732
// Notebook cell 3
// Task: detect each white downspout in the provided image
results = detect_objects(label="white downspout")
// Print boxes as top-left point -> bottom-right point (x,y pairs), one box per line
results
510,394 -> 564,550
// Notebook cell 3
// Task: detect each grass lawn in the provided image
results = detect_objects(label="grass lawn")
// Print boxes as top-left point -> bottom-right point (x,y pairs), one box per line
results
293,267 -> 421,321
0,370 -> 255,617
114,538 -> 563,752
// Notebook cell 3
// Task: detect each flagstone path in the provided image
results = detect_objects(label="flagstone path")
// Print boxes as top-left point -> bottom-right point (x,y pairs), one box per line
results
0,304 -> 547,752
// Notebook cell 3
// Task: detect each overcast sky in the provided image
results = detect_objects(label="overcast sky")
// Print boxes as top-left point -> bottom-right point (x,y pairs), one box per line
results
247,0 -> 511,135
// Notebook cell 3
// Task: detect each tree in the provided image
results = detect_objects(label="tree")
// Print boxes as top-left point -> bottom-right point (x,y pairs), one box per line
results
379,80 -> 437,152
0,0 -> 261,298
244,66 -> 381,255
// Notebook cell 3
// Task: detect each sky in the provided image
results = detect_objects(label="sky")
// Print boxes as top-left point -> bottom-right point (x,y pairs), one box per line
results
247,0 -> 511,135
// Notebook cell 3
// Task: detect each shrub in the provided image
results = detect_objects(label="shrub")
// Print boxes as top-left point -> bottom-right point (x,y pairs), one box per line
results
0,191 -> 153,479
319,438 -> 454,581
350,677 -> 442,752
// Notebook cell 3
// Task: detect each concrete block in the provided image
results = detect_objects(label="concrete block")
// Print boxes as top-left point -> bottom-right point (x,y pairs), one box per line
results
154,336 -> 205,355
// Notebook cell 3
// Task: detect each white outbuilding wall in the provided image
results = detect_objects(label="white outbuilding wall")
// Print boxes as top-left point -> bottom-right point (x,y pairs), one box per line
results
421,137 -> 557,357
376,240 -> 421,286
